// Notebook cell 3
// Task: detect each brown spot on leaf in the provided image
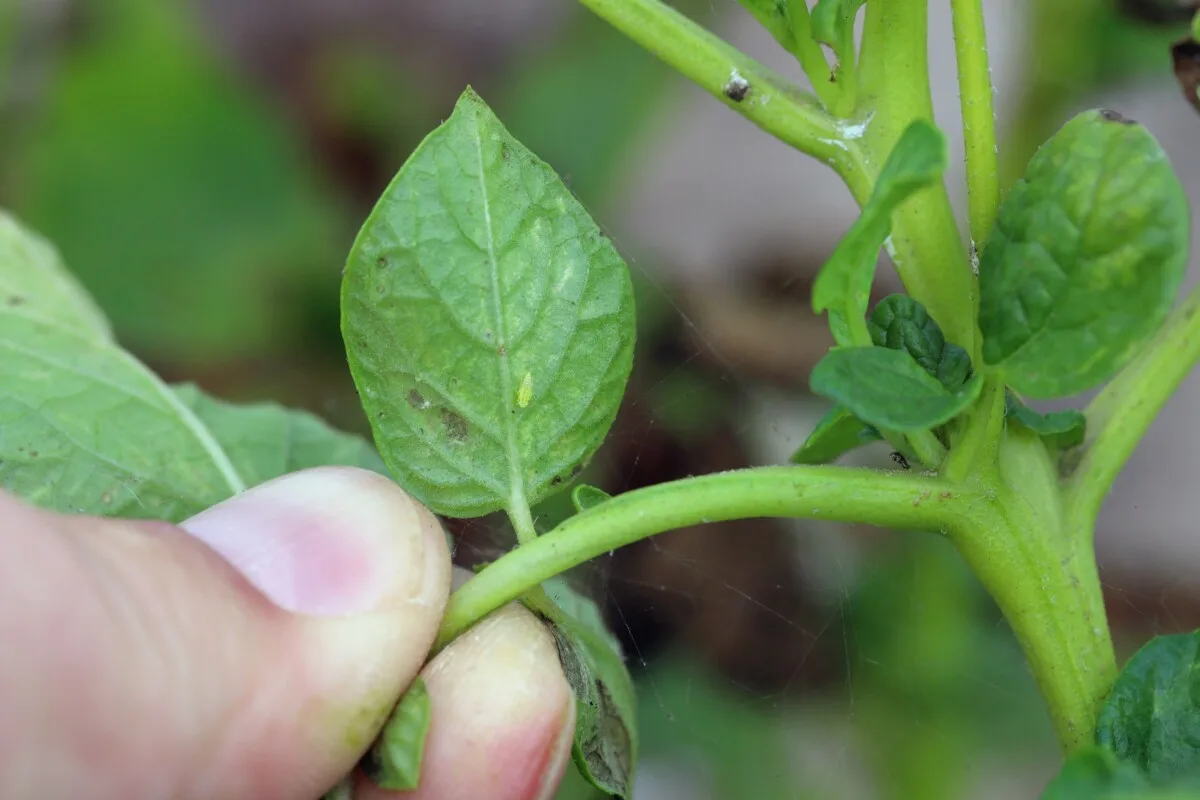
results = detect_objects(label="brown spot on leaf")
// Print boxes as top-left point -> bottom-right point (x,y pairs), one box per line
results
406,389 -> 426,409
6,295 -> 24,307
1173,39 -> 1200,115
28,450 -> 37,458
376,256 -> 388,268
440,408 -> 468,443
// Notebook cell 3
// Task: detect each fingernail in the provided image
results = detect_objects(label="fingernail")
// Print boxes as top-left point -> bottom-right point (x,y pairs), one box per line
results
182,466 -> 446,616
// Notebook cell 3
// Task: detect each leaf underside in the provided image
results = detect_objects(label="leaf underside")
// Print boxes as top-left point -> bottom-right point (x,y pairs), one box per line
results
0,208 -> 388,522
523,578 -> 638,798
341,87 -> 636,519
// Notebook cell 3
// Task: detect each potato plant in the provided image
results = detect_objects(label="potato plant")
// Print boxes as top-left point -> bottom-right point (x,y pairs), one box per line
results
3,1 -> 1200,797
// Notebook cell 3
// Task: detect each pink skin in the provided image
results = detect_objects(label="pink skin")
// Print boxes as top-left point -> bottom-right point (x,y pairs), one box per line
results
0,467 -> 574,800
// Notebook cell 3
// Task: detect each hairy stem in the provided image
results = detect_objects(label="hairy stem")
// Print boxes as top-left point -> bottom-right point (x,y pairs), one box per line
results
577,0 -> 873,202
1066,285 -> 1200,542
942,376 -> 1006,482
857,0 -> 977,355
956,428 -> 1116,751
436,465 -> 977,650
506,497 -> 538,544
950,0 -> 1001,247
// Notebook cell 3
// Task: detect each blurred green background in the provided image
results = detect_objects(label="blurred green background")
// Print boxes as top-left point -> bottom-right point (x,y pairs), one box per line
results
1,1 -> 1195,797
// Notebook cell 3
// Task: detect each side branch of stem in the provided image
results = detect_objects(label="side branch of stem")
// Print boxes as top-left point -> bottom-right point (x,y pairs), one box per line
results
1068,285 -> 1200,541
436,466 -> 974,649
577,0 -> 873,201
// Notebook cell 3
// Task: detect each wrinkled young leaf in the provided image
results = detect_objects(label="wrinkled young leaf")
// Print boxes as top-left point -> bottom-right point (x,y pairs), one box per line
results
172,384 -> 390,485
0,209 -> 111,340
810,347 -> 984,431
1042,747 -> 1155,799
868,294 -> 972,390
977,109 -> 1190,398
1004,391 -> 1087,450
524,579 -> 638,798
813,121 -> 948,344
789,404 -> 882,464
342,88 -> 636,519
1096,630 -> 1200,784
363,677 -> 432,791
572,484 -> 613,513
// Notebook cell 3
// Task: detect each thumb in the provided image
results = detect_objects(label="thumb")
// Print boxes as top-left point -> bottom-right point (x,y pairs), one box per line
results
0,466 -> 451,800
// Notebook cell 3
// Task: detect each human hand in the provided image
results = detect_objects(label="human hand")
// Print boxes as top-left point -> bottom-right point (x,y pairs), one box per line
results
0,467 -> 574,799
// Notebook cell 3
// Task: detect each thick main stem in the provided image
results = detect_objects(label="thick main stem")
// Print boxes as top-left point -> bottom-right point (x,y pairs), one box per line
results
954,428 -> 1117,750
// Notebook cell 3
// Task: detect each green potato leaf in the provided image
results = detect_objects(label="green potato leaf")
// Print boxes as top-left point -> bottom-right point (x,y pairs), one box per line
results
977,109 -> 1190,398
0,213 -> 389,520
868,294 -> 973,390
813,121 -> 948,345
341,87 -> 636,519
1004,391 -> 1087,450
171,384 -> 390,485
524,578 -> 638,798
810,346 -> 984,431
1041,747 -> 1154,799
1096,630 -> 1200,784
0,209 -> 111,340
0,310 -> 244,521
362,677 -> 432,791
789,404 -> 882,465
572,484 -> 613,513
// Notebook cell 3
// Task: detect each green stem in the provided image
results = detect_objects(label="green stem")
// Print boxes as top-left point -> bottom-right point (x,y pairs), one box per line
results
949,0 -> 1001,248
942,375 -> 1006,482
786,0 -> 840,111
856,0 -> 977,355
577,0 -> 873,202
1066,285 -> 1200,542
957,427 -> 1116,751
436,465 -> 976,650
506,497 -> 538,544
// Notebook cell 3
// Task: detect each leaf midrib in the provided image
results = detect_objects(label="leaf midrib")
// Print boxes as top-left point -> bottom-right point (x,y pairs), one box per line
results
0,309 -> 245,498
469,107 -> 527,515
